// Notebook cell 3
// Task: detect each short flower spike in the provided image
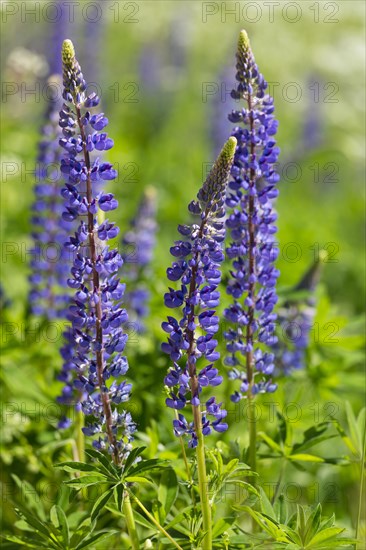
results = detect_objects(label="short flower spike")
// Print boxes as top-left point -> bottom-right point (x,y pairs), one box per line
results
162,137 -> 236,447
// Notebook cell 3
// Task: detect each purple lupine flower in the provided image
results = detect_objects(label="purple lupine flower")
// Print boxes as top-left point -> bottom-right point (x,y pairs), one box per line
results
162,137 -> 236,448
273,254 -> 324,374
58,40 -> 135,464
210,65 -> 237,158
28,75 -> 71,319
82,6 -> 104,85
0,284 -> 11,312
48,0 -> 71,76
302,75 -> 324,153
167,11 -> 188,72
121,187 -> 157,330
139,43 -> 162,93
224,31 -> 280,400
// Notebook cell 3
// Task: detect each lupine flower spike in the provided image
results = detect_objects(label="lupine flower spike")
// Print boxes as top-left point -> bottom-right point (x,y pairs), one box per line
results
224,30 -> 280,401
223,31 -> 280,470
48,0 -> 70,75
58,39 -> 135,464
162,137 -> 236,448
122,186 -> 157,330
29,75 -> 71,319
210,66 -> 237,158
274,252 -> 325,374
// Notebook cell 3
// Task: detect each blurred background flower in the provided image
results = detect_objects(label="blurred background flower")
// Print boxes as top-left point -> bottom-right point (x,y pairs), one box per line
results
0,0 -> 364,533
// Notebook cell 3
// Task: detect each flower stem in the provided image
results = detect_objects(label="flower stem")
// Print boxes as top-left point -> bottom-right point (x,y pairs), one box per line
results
175,410 -> 197,509
75,408 -> 85,463
183,210 -> 212,549
123,493 -> 139,550
245,92 -> 257,476
247,396 -> 257,474
74,99 -> 119,466
271,460 -> 286,504
127,490 -> 183,550
195,420 -> 212,550
355,420 -> 366,549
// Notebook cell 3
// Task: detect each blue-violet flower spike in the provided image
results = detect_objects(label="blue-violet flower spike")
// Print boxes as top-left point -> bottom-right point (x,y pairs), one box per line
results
122,186 -> 157,331
59,39 -> 135,464
224,30 -> 280,400
273,252 -> 325,374
162,137 -> 236,448
29,75 -> 71,320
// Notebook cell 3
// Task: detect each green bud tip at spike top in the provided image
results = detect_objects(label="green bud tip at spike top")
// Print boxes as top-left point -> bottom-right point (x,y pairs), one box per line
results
212,135 -> 237,176
222,135 -> 237,160
211,136 -> 237,175
62,39 -> 75,66
145,185 -> 157,201
238,29 -> 250,50
202,136 -> 237,198
318,249 -> 329,263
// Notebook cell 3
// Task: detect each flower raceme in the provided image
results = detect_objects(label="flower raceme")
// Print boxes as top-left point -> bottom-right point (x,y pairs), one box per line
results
162,137 -> 237,448
224,30 -> 280,401
58,39 -> 135,464
121,186 -> 157,330
29,75 -> 71,320
274,254 -> 324,374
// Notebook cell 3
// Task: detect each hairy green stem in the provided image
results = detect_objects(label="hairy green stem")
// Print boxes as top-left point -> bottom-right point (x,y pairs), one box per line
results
271,460 -> 286,504
127,490 -> 183,550
123,494 -> 139,550
75,408 -> 85,463
183,207 -> 213,549
245,92 -> 257,477
74,99 -> 119,465
355,420 -> 366,549
195,422 -> 212,550
174,410 -> 197,509
247,396 -> 257,475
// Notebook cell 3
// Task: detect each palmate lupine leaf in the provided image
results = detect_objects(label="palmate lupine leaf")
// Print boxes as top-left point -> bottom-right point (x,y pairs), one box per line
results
50,506 -> 69,546
258,411 -> 342,467
56,446 -> 161,480
239,504 -> 356,549
2,503 -> 118,550
10,474 -> 47,521
208,449 -> 259,505
56,446 -> 166,523
157,468 -> 179,520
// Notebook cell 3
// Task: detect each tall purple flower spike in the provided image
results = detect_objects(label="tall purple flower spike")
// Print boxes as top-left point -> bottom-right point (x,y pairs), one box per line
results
224,30 -> 280,401
121,186 -> 157,331
58,39 -> 135,463
48,0 -> 70,76
210,65 -> 237,158
274,254 -> 325,374
162,137 -> 236,448
29,75 -> 71,320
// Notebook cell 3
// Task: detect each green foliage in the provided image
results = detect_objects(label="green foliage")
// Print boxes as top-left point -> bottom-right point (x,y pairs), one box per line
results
55,447 -> 164,516
2,480 -> 118,549
0,3 -> 364,548
258,412 -> 344,469
333,403 -> 366,461
241,502 -> 356,549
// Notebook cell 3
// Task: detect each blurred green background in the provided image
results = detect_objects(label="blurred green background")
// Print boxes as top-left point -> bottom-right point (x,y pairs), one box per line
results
0,0 -> 365,542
